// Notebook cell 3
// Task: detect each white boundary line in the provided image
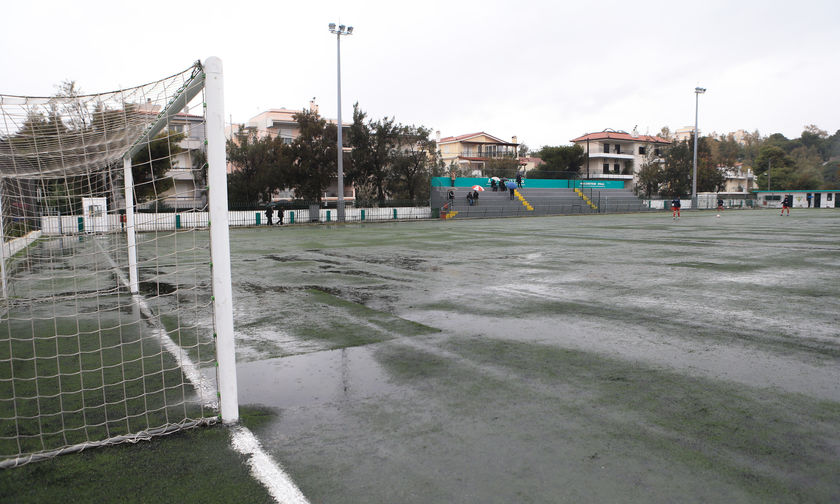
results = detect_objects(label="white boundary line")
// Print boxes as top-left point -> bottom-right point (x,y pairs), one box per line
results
230,426 -> 310,504
96,236 -> 309,504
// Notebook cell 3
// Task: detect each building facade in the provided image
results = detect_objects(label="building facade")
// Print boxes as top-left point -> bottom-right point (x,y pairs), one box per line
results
570,129 -> 671,190
437,132 -> 520,176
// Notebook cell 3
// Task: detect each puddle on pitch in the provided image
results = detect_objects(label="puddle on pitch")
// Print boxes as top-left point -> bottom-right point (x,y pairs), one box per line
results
236,345 -> 398,409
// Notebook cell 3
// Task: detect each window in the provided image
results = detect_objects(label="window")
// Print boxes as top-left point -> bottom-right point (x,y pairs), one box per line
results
638,146 -> 646,155
613,163 -> 620,173
829,193 -> 833,201
603,143 -> 609,153
614,144 -> 621,154
603,163 -> 610,174
654,148 -> 661,156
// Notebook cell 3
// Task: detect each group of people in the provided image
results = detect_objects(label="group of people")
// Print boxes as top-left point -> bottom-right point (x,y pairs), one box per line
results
466,190 -> 480,206
265,206 -> 284,226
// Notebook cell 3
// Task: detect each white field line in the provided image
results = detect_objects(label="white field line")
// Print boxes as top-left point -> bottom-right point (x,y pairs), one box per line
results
95,238 -> 216,407
97,237 -> 308,504
230,425 -> 310,504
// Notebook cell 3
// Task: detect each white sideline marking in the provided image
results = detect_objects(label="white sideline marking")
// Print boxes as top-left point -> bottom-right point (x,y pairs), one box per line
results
97,238 -> 308,503
231,425 -> 310,504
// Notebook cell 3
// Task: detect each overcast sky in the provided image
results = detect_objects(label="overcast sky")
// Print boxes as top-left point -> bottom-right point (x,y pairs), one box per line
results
2,0 -> 838,150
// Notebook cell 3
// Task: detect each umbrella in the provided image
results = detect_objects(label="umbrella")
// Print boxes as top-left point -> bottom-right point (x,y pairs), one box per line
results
490,176 -> 500,181
471,185 -> 485,192
506,181 -> 517,189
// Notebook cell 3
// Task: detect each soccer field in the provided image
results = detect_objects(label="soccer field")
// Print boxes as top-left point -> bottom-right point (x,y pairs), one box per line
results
227,209 -> 840,503
3,208 -> 840,503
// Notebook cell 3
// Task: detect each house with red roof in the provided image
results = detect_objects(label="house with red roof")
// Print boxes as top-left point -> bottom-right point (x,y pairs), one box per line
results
436,132 -> 521,175
570,128 -> 671,190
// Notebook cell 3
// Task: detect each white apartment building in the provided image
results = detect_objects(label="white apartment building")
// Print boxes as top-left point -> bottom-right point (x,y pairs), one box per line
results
570,128 -> 671,190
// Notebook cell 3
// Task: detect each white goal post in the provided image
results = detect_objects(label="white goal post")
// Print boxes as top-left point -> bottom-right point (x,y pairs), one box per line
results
0,57 -> 237,468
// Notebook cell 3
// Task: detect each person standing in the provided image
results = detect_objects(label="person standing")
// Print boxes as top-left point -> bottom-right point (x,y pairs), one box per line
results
781,195 -> 791,216
671,196 -> 681,220
265,205 -> 274,226
277,207 -> 284,225
516,172 -> 523,188
717,197 -> 724,211
806,193 -> 812,208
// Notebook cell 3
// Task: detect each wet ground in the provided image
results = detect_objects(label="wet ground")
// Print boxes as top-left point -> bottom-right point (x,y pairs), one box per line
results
230,210 -> 840,503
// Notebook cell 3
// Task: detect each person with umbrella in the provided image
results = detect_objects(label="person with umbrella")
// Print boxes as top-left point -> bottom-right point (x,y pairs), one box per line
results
490,178 -> 497,192
470,185 -> 483,206
506,180 -> 517,200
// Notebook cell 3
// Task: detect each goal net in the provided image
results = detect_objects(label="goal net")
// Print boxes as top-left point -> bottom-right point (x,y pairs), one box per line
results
0,59 -> 237,468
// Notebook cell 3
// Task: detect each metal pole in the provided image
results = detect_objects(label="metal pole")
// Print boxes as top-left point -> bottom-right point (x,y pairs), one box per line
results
335,32 -> 346,223
204,56 -> 239,424
767,159 -> 771,191
123,158 -> 139,294
692,92 -> 699,209
0,179 -> 7,299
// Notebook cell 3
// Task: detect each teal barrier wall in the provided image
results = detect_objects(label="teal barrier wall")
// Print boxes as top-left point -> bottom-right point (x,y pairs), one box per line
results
431,177 -> 624,189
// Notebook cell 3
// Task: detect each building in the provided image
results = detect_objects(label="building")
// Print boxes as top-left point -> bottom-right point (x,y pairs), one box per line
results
570,128 -> 671,190
437,132 -> 520,176
754,190 -> 840,209
720,163 -> 755,194
137,101 -> 207,210
674,126 -> 695,142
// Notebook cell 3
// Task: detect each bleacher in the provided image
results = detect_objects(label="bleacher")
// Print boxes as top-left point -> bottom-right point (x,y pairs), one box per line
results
430,185 -> 648,219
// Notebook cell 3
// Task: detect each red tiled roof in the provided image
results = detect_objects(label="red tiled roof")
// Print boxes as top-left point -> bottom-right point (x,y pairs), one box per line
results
571,130 -> 670,144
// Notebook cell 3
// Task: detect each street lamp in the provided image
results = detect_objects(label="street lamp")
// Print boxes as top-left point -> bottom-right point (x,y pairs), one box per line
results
692,86 -> 706,209
329,22 -> 353,222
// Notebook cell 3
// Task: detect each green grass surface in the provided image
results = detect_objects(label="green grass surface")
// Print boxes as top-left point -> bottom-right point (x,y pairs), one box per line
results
0,408 -> 274,503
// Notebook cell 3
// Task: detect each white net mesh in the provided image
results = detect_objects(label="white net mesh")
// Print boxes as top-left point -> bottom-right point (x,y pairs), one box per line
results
0,63 -> 220,467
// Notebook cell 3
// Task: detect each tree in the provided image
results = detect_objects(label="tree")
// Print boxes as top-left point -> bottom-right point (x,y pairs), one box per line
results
483,157 -> 521,178
131,130 -> 183,203
389,125 -> 441,202
518,143 -> 530,157
530,145 -> 584,179
754,145 -> 794,191
226,128 -> 288,204
660,139 -> 693,197
287,108 -> 337,203
635,151 -> 664,198
696,137 -> 725,192
347,105 -> 401,205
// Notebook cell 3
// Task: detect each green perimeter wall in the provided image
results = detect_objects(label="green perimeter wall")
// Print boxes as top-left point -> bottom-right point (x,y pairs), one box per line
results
431,177 -> 625,189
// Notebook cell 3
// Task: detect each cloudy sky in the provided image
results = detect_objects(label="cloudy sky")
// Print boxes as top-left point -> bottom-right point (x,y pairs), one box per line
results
2,0 -> 838,150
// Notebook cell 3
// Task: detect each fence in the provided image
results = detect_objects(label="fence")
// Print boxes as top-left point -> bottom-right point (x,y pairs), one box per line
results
39,207 -> 432,235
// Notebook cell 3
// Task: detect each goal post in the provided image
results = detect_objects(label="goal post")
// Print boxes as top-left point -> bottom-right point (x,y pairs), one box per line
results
204,57 -> 239,424
0,58 -> 238,467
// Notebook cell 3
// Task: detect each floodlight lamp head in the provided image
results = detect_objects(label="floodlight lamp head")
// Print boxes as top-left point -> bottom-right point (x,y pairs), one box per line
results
347,26 -> 353,34
329,23 -> 336,31
339,24 -> 346,32
695,87 -> 706,94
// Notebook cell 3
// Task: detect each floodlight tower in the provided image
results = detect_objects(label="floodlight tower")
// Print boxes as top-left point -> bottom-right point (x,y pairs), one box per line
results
329,22 -> 353,222
692,86 -> 706,209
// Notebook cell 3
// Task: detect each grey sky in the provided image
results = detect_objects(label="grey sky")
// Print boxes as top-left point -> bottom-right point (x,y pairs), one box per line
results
2,0 -> 838,150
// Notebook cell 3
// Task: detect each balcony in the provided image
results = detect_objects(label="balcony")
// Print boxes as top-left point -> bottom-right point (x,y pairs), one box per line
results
459,149 -> 517,159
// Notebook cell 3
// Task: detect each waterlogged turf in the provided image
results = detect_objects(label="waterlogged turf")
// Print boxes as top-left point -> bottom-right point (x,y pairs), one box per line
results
4,209 -> 840,503
230,209 -> 840,503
